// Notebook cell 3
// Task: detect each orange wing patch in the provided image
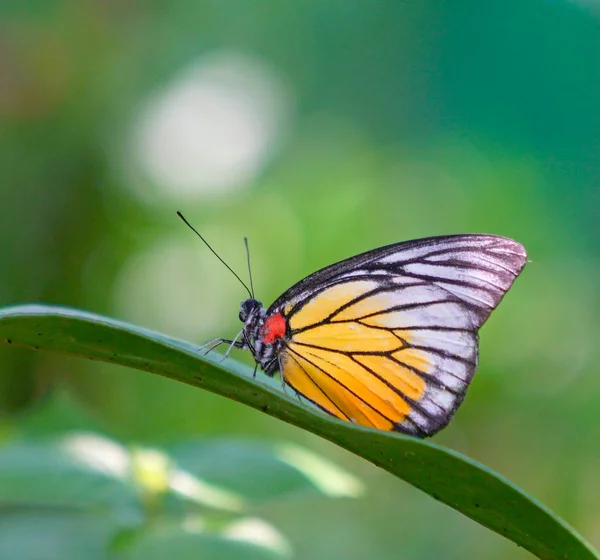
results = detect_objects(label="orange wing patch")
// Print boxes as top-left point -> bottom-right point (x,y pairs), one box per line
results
278,279 -> 482,434
353,354 -> 426,401
282,350 -> 397,431
292,321 -> 403,353
331,290 -> 401,322
293,346 -> 410,421
281,353 -> 348,422
288,280 -> 380,330
393,348 -> 433,374
263,235 -> 526,436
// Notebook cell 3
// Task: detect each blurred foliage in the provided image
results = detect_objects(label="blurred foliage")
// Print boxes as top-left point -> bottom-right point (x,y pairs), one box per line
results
1,0 -> 600,558
0,390 -> 362,559
0,304 -> 595,559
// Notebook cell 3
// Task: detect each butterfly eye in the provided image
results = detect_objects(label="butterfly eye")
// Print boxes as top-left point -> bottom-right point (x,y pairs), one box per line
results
239,299 -> 257,323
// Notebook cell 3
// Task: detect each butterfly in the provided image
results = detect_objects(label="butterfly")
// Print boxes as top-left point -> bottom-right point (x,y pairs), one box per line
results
178,213 -> 527,437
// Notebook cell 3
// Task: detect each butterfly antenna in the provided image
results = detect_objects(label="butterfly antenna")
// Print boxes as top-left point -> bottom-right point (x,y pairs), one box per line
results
244,237 -> 255,298
177,211 -> 252,299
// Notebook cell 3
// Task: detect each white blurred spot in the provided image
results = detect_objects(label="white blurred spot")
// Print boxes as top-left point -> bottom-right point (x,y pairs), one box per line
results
276,443 -> 364,498
60,433 -> 129,478
224,517 -> 292,558
169,467 -> 244,512
177,515 -> 292,557
131,50 -> 290,199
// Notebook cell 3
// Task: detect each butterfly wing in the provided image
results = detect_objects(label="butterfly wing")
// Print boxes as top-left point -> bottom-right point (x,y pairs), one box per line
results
269,235 -> 527,436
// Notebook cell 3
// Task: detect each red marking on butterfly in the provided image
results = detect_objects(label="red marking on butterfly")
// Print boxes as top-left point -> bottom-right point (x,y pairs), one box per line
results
261,312 -> 286,344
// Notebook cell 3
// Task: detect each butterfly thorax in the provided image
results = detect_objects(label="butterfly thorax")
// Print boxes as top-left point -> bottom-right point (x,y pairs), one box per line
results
239,298 -> 286,376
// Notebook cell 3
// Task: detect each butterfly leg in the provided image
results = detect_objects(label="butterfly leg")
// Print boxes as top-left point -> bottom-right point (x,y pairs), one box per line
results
269,356 -> 288,393
219,330 -> 244,363
242,330 -> 256,355
199,338 -> 232,356
279,373 -> 290,395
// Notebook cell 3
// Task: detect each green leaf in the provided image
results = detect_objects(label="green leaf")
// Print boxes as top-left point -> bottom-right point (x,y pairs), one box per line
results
167,438 -> 363,503
0,433 -> 246,516
120,522 -> 291,560
0,304 -> 597,560
0,510 -> 117,560
0,438 -> 139,515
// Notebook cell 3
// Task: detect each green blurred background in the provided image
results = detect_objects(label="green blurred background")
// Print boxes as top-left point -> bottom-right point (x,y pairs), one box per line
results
2,1 -> 600,558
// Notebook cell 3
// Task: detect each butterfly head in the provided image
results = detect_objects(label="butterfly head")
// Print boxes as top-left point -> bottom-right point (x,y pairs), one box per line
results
239,298 -> 267,349
239,298 -> 286,376
239,298 -> 264,324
